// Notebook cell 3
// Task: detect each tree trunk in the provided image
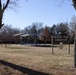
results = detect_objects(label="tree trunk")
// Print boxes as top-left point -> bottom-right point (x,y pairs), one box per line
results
0,17 -> 3,29
0,9 -> 4,29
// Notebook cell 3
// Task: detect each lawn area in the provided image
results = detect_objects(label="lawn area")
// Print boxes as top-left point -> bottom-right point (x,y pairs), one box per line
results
0,44 -> 75,75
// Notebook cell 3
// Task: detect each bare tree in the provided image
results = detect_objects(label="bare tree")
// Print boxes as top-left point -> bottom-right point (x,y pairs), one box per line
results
0,0 -> 19,29
57,22 -> 69,36
31,22 -> 43,34
23,22 -> 43,34
70,15 -> 76,31
0,25 -> 20,43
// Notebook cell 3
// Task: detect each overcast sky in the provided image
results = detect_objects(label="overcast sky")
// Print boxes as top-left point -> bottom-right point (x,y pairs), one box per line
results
3,0 -> 75,29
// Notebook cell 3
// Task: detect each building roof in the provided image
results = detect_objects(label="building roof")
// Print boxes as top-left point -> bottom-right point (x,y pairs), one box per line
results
21,34 -> 31,37
13,33 -> 24,36
14,33 -> 46,37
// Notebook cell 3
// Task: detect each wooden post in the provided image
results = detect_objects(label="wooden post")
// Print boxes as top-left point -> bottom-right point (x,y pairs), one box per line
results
68,36 -> 70,54
35,35 -> 37,46
51,36 -> 54,55
44,36 -> 46,46
16,36 -> 17,45
20,36 -> 22,44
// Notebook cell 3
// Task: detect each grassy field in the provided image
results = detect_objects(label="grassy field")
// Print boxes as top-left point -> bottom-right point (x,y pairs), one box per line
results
0,44 -> 75,75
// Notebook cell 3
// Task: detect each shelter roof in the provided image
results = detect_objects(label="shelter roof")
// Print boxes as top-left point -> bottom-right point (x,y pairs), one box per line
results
14,33 -> 24,36
21,34 -> 31,37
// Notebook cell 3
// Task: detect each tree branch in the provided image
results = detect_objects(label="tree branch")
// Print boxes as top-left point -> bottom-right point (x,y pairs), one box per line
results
3,0 -> 10,12
72,0 -> 76,9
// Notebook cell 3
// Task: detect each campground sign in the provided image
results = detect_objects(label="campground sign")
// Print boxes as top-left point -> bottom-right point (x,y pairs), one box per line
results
51,35 -> 70,55
53,36 -> 70,43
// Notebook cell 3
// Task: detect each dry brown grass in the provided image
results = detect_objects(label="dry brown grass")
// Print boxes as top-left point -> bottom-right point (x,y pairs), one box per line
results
0,44 -> 75,75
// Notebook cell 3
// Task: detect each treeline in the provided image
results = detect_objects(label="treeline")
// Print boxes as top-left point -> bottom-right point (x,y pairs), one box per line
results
0,25 -> 20,43
0,15 -> 76,44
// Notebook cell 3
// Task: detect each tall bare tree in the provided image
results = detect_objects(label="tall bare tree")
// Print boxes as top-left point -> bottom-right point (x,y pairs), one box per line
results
0,0 -> 19,29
